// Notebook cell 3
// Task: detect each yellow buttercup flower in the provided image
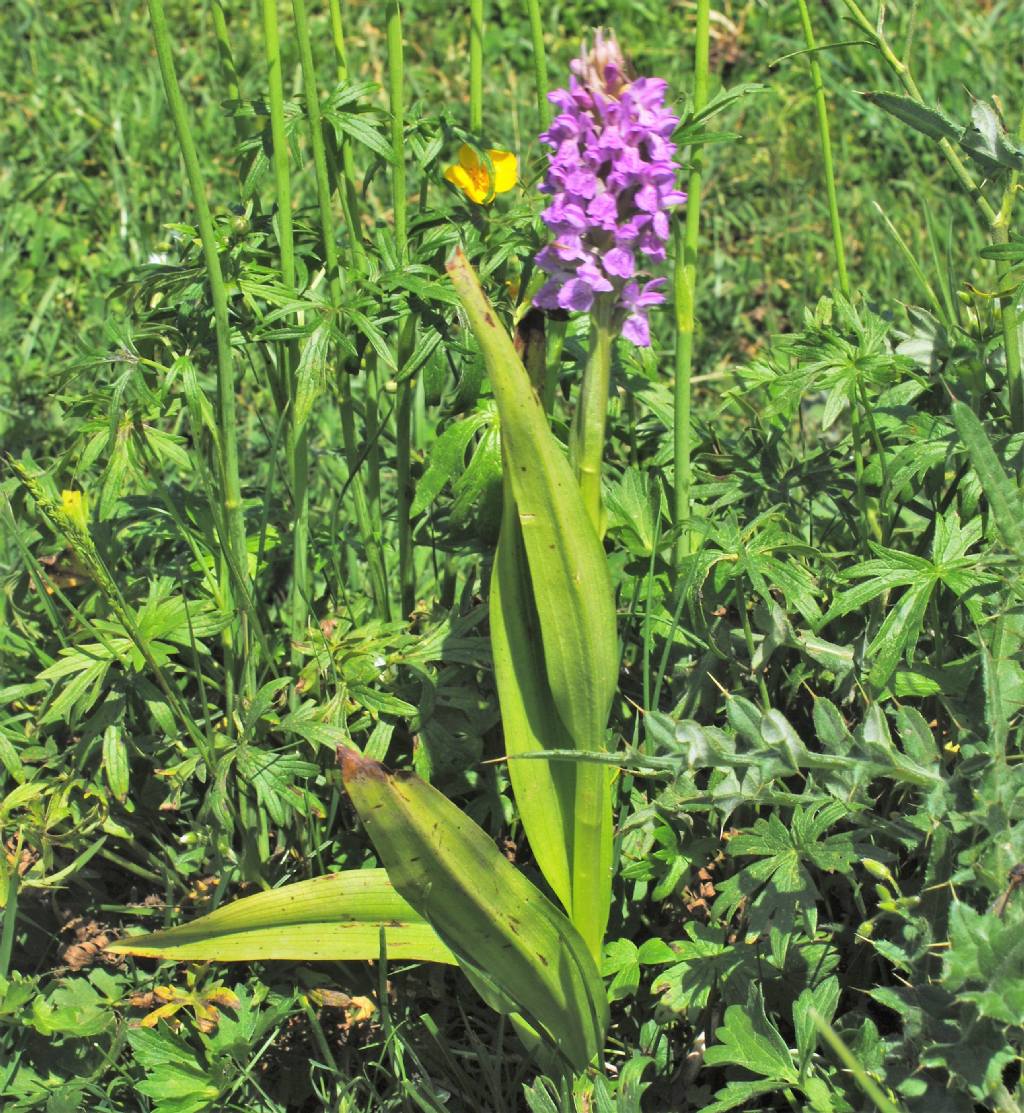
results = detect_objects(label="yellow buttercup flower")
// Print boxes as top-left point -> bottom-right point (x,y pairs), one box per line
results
443,144 -> 517,204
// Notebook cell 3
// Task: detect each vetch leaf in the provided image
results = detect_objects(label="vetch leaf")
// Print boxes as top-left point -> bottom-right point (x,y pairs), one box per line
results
863,92 -> 962,143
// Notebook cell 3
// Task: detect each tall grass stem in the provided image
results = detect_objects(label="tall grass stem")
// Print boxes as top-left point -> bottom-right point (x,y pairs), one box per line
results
672,0 -> 710,570
388,1 -> 415,616
328,0 -> 368,267
796,0 -> 849,296
210,1 -> 244,141
994,109 -> 1024,430
525,0 -> 550,128
262,0 -> 311,669
148,0 -> 251,699
292,0 -> 391,616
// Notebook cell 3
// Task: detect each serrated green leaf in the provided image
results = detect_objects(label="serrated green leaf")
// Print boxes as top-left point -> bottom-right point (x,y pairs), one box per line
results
704,984 -> 798,1082
951,401 -> 1024,557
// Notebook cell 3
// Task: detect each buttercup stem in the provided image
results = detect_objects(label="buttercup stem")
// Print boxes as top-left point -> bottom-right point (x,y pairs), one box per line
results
469,0 -> 484,133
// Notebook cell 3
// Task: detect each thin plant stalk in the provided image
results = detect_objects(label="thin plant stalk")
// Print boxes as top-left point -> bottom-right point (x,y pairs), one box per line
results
570,299 -> 614,537
291,0 -> 391,617
469,0 -> 484,133
672,0 -> 710,569
994,108 -> 1024,429
327,0 -> 368,267
261,0 -> 310,668
796,0 -> 849,295
262,1 -> 295,295
386,2 -> 408,255
387,0 -> 415,616
148,0 -> 252,701
798,0 -> 872,547
210,0 -> 245,142
525,0 -> 550,128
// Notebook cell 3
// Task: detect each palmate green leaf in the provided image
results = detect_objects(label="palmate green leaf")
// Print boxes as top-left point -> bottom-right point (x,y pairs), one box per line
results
340,747 -> 608,1073
446,248 -> 618,959
105,869 -> 455,965
410,410 -> 490,516
704,984 -> 799,1083
865,581 -> 933,691
942,902 -> 1024,1025
292,322 -> 331,435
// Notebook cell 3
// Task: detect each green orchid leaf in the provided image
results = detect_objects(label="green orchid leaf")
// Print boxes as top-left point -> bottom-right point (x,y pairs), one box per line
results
106,869 -> 455,965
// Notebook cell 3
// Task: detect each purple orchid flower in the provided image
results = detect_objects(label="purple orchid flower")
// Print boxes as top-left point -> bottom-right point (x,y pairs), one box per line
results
533,30 -> 686,347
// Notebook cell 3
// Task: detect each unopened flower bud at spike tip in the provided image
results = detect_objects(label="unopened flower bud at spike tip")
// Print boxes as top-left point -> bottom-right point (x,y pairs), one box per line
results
533,31 -> 685,347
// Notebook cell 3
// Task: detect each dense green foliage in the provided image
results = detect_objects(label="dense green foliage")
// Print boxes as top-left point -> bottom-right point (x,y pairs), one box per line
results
2,0 -> 1023,1110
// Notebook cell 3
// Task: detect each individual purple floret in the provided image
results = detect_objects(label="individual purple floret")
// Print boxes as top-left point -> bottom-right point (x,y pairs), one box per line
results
533,30 -> 686,347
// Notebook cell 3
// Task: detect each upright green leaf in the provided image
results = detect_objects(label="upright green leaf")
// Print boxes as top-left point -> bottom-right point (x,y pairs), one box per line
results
491,497 -> 575,915
446,248 -> 618,958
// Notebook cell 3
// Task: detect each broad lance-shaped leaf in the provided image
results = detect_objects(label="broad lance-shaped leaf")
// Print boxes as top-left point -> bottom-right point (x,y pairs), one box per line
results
339,746 -> 608,1073
491,472 -> 575,916
446,248 -> 617,958
105,869 -> 455,965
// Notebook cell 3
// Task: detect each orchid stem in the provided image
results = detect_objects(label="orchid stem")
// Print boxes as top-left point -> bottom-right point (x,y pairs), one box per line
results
571,299 -> 614,539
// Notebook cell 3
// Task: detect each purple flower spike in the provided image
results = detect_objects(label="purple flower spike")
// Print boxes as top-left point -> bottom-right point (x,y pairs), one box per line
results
533,29 -> 685,347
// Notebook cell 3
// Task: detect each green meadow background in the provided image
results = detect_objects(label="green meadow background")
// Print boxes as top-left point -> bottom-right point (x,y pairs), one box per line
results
3,1 -> 1023,1110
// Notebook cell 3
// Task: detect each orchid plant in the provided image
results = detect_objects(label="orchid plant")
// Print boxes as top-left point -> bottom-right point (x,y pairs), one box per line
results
111,28 -> 684,1078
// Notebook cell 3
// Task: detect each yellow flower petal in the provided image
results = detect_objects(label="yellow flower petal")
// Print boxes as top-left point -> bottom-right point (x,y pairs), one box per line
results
458,143 -> 481,172
444,160 -> 488,203
487,149 -> 518,194
444,143 -> 518,204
